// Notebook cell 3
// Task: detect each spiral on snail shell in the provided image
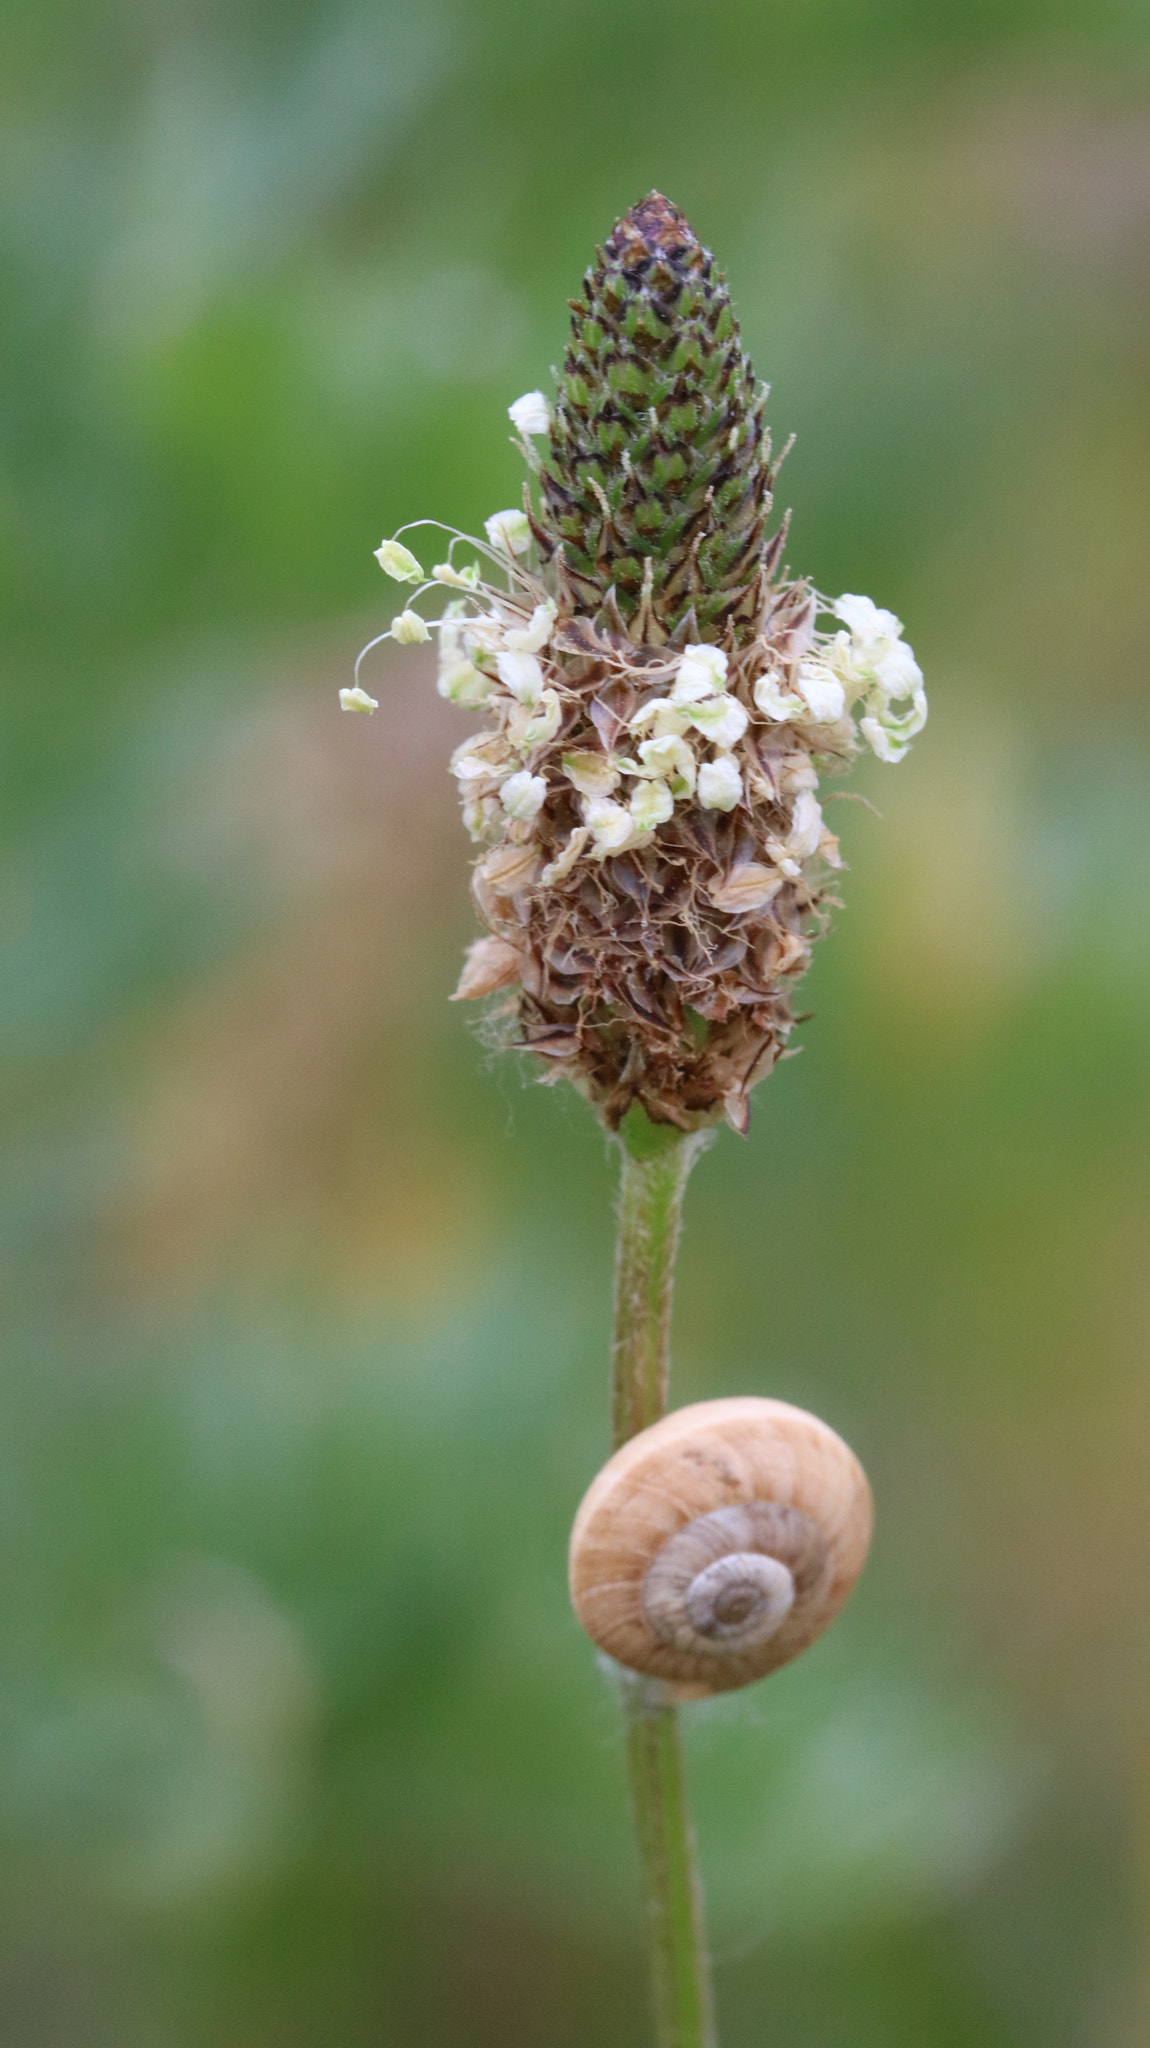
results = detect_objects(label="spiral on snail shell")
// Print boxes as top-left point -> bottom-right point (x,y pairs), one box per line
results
569,1397 -> 872,1696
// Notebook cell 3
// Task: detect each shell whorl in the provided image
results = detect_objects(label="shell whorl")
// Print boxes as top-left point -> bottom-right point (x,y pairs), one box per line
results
568,1397 -> 872,1696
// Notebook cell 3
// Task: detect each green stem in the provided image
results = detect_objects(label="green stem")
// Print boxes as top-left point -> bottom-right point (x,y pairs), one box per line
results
610,1109 -> 716,2048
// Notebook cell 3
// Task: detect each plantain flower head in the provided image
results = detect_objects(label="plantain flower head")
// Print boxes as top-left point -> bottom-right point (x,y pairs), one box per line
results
352,194 -> 927,1134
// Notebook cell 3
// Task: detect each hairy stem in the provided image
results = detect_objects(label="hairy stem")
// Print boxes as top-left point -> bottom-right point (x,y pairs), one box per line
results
611,1110 -> 716,2048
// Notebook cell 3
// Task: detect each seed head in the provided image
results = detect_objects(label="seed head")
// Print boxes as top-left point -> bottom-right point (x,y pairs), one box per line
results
356,196 -> 928,1134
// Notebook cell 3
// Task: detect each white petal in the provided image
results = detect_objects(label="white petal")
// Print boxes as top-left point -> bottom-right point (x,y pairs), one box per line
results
500,769 -> 548,822
374,539 -> 422,583
508,390 -> 553,436
835,592 -> 903,644
871,641 -> 923,703
629,697 -> 691,738
452,752 -> 495,788
485,508 -> 532,556
496,650 -> 545,704
687,694 -> 749,749
504,600 -> 558,654
437,661 -> 492,707
672,645 -> 728,703
629,778 -> 674,831
636,733 -> 696,795
752,672 -> 802,722
339,685 -> 377,714
698,755 -> 743,811
562,750 -> 620,798
795,660 -> 846,723
509,688 -> 561,751
581,796 -> 636,854
391,609 -> 430,645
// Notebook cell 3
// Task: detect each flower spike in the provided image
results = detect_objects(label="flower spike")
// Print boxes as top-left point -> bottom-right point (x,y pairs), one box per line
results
352,195 -> 927,1135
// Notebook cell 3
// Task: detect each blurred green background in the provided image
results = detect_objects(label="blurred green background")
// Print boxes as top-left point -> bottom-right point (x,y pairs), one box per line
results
3,0 -> 1150,2041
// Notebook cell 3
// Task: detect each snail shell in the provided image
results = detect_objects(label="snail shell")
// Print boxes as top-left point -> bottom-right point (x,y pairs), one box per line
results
569,1397 -> 872,1696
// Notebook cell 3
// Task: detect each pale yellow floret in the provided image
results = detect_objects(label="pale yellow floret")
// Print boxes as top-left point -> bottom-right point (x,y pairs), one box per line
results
374,539 -> 422,582
673,645 -> 728,702
794,660 -> 846,723
582,795 -> 636,856
562,751 -> 620,798
485,508 -> 532,556
500,769 -> 548,822
753,671 -> 806,722
392,609 -> 430,645
629,778 -> 674,832
507,390 -> 553,436
496,649 -> 545,704
636,733 -> 697,797
504,600 -> 558,654
509,689 -> 561,751
698,755 -> 743,811
628,698 -> 691,739
432,561 -> 481,589
686,694 -> 749,750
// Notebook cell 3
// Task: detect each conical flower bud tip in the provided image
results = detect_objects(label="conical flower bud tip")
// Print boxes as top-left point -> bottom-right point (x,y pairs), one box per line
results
536,193 -> 774,642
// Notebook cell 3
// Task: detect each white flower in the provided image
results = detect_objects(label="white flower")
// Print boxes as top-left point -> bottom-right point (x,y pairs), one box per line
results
834,593 -> 903,644
452,751 -> 497,791
582,795 -> 636,855
437,605 -> 494,705
698,755 -> 743,811
562,750 -> 620,798
461,795 -> 502,842
500,769 -> 548,822
788,789 -> 824,859
509,688 -> 561,751
824,593 -> 928,761
629,778 -> 674,831
457,608 -> 504,656
374,539 -> 422,583
794,659 -> 846,723
753,670 -> 807,722
686,693 -> 749,750
485,508 -> 532,556
339,685 -> 378,714
437,661 -> 492,707
872,639 -> 924,701
861,708 -> 920,763
672,644 -> 728,703
432,561 -> 480,589
504,600 -> 557,654
508,390 -> 553,436
496,649 -> 545,704
860,657 -> 927,761
636,733 -> 696,796
392,609 -> 430,645
628,696 -> 691,739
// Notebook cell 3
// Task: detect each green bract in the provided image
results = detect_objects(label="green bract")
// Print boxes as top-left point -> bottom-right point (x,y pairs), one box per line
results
537,193 -> 780,642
